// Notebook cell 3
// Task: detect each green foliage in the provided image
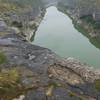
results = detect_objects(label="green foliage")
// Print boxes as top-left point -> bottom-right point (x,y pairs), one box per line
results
0,68 -> 21,99
80,16 -> 93,23
69,92 -> 76,97
0,52 -> 7,64
12,21 -> 23,28
95,79 -> 100,92
80,15 -> 100,29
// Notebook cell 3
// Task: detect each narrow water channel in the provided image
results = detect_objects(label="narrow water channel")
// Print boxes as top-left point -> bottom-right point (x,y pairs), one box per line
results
33,6 -> 100,68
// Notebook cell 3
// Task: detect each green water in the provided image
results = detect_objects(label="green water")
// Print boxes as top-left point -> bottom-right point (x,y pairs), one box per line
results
33,6 -> 100,68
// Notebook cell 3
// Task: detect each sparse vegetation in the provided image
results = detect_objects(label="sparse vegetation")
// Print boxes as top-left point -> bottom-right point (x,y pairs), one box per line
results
69,92 -> 76,97
0,68 -> 21,99
0,67 -> 37,99
0,0 -> 100,100
95,79 -> 100,92
46,84 -> 54,96
0,52 -> 7,64
80,15 -> 100,29
46,82 -> 62,97
0,32 -> 8,36
0,0 -> 19,13
12,21 -> 23,28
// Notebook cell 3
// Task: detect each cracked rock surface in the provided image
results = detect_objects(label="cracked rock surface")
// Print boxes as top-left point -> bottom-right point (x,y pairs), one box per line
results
0,33 -> 100,100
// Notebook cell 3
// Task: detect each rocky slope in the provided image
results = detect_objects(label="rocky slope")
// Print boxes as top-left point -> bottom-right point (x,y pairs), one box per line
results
0,0 -> 46,40
0,0 -> 100,100
57,0 -> 100,47
0,28 -> 100,100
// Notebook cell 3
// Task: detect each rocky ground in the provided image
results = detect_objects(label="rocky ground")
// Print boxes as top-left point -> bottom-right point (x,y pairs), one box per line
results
0,0 -> 100,100
0,19 -> 100,100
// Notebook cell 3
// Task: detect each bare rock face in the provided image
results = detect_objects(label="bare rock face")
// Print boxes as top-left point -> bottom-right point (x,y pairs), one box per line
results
0,33 -> 100,100
0,0 -> 100,100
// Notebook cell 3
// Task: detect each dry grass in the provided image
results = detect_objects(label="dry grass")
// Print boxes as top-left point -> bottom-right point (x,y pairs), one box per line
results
0,32 -> 9,36
95,79 -> 100,92
0,68 -> 21,99
0,0 -> 32,13
0,1 -> 17,12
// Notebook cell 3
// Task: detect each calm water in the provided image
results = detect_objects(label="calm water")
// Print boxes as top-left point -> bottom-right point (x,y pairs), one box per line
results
33,6 -> 100,68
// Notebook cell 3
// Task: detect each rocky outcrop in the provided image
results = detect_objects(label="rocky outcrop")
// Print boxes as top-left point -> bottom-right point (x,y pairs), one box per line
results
0,18 -> 100,99
0,0 -> 100,100
0,0 -> 46,41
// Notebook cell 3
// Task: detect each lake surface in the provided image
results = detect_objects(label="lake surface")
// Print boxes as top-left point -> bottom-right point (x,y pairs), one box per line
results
33,6 -> 100,68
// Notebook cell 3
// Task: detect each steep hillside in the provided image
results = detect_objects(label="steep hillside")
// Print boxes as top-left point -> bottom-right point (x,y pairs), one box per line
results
57,0 -> 100,47
0,0 -> 45,40
0,0 -> 100,100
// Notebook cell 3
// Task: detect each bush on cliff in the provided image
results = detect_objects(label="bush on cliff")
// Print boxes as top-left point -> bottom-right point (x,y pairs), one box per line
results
0,68 -> 21,99
95,79 -> 100,92
0,52 -> 7,64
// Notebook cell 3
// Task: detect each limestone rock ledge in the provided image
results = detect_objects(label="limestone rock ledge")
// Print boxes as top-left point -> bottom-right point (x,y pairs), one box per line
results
0,0 -> 100,99
0,33 -> 100,100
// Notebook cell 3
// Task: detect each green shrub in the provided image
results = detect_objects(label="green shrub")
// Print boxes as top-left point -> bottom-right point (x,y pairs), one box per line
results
69,92 -> 76,97
80,15 -> 94,23
95,79 -> 100,92
0,52 -> 7,64
0,68 -> 20,99
80,15 -> 100,29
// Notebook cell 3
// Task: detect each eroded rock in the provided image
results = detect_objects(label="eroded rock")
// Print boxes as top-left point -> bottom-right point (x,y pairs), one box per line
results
0,34 -> 99,100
